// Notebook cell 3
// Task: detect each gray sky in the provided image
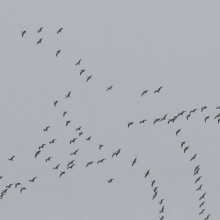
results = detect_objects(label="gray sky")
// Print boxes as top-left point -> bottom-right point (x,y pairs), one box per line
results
0,0 -> 219,219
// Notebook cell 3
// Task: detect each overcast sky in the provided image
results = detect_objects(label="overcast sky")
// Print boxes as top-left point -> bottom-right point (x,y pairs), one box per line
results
0,1 -> 219,219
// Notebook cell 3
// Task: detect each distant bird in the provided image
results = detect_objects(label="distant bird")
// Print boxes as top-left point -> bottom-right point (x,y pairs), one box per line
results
65,91 -> 71,98
78,132 -> 83,136
160,114 -> 167,121
43,126 -> 50,132
107,179 -> 114,183
60,171 -> 65,178
56,50 -> 61,57
151,180 -> 156,187
199,209 -> 205,215
38,27 -> 43,33
66,120 -> 71,126
184,146 -> 190,153
201,106 -> 207,112
154,187 -> 159,193
131,157 -> 137,166
218,118 -> 220,124
216,106 -> 220,109
154,118 -> 160,124
204,214 -> 210,220
159,199 -> 164,205
159,216 -> 164,220
57,28 -> 63,34
195,176 -> 202,184
159,206 -> 164,213
178,111 -> 186,116
37,38 -> 43,44
80,70 -> 85,75
152,191 -> 158,200
140,119 -> 147,124
86,75 -> 92,82
29,177 -> 37,182
6,184 -> 13,188
181,141 -> 186,148
39,144 -> 46,150
97,159 -> 106,164
8,156 -> 15,161
107,85 -> 113,91
194,165 -> 201,173
190,154 -> 197,161
128,122 -> 134,128
186,114 -> 191,120
67,160 -> 75,167
15,183 -> 21,188
141,90 -> 148,97
99,144 -> 104,150
20,187 -> 27,193
194,168 -> 200,175
154,86 -> 163,93
199,201 -> 205,208
75,59 -> 81,65
116,149 -> 121,156
21,30 -> 26,37
49,139 -> 57,144
199,192 -> 207,200
63,111 -> 67,117
204,116 -> 210,122
191,109 -> 198,113
214,113 -> 220,119
53,164 -> 60,170
85,136 -> 91,141
145,170 -> 150,178
168,118 -> 174,124
86,161 -> 93,167
76,127 -> 81,131
70,149 -> 79,155
67,164 -> 75,169
0,176 -> 3,179
35,150 -> 41,158
46,157 -> 52,162
54,101 -> 58,106
112,152 -> 117,157
196,184 -> 203,191
176,129 -> 181,135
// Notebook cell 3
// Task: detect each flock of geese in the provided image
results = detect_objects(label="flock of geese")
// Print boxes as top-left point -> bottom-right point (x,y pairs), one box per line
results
0,28 -> 214,220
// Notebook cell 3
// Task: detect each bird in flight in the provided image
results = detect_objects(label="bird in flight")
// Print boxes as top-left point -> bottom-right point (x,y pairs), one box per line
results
60,171 -> 65,178
159,216 -> 164,220
70,149 -> 79,155
21,30 -> 26,37
63,111 -> 67,117
39,144 -> 46,150
53,164 -> 60,170
86,161 -> 93,167
154,187 -> 159,193
86,75 -> 92,82
190,109 -> 198,113
190,154 -> 197,161
86,136 -> 91,141
201,106 -> 207,112
196,184 -> 203,191
199,192 -> 207,200
20,187 -> 27,193
159,199 -> 164,205
159,206 -> 164,213
97,159 -> 106,164
67,164 -> 75,169
154,86 -> 163,93
6,184 -> 13,188
144,170 -> 150,178
46,157 -> 52,162
78,132 -> 83,136
49,139 -> 57,144
186,113 -> 191,120
75,59 -> 81,65
140,119 -> 147,124
160,114 -> 167,121
54,101 -> 58,106
38,27 -> 43,33
57,28 -> 63,34
107,85 -> 113,91
43,126 -> 50,132
35,150 -> 41,158
37,38 -> 43,45
56,50 -> 61,57
128,122 -> 134,128
76,127 -> 82,131
99,144 -> 104,150
131,157 -> 137,166
29,177 -> 37,182
152,191 -> 158,200
15,183 -> 21,188
65,91 -> 71,98
141,90 -> 148,97
107,179 -> 114,183
176,129 -> 181,135
204,116 -> 210,122
8,156 -> 15,161
195,176 -> 202,184
184,146 -> 190,153
181,141 -> 186,148
66,120 -> 71,126
199,201 -> 205,208
199,209 -> 205,215
194,168 -> 200,175
204,214 -> 210,220
80,70 -> 85,75
194,165 -> 200,173
151,180 -> 156,187
154,118 -> 160,124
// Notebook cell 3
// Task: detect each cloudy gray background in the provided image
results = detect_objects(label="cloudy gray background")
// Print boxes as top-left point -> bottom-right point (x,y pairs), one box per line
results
0,0 -> 219,219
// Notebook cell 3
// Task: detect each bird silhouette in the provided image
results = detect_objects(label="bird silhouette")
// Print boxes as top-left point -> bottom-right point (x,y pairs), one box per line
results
66,121 -> 71,126
97,159 -> 106,164
46,157 -> 52,162
201,106 -> 207,112
204,116 -> 210,122
99,144 -> 104,150
53,164 -> 60,170
20,187 -> 27,193
8,156 -> 15,161
159,206 -> 164,213
43,126 -> 50,132
67,160 -> 75,167
145,170 -> 150,178
160,114 -> 167,121
67,164 -> 75,169
128,122 -> 134,127
195,176 -> 202,184
199,201 -> 205,208
63,111 -> 67,117
57,28 -> 63,34
181,141 -> 186,148
35,150 -> 41,158
39,144 -> 46,150
29,177 -> 37,182
107,85 -> 113,91
112,152 -> 117,157
154,118 -> 160,124
56,50 -> 61,57
86,136 -> 91,141
151,180 -> 156,187
176,129 -> 181,135
218,118 -> 220,124
6,184 -> 13,188
152,191 -> 158,200
86,75 -> 92,82
216,106 -> 220,109
159,216 -> 164,220
190,154 -> 197,161
154,187 -> 159,192
70,149 -> 79,155
140,119 -> 147,124
76,127 -> 82,131
194,165 -> 201,173
214,113 -> 220,119
38,27 -> 43,33
196,184 -> 203,191
204,214 -> 210,220
0,176 -> 3,179
86,161 -> 93,167
21,30 -> 26,37
199,192 -> 207,200
78,132 -> 83,136
141,90 -> 148,97
54,101 -> 58,106
60,171 -> 65,178
193,168 -> 200,175
15,183 -> 21,188
65,91 -> 71,98
184,146 -> 190,153
80,69 -> 85,75
132,157 -> 137,166
107,179 -> 114,183
49,139 -> 57,144
186,114 -> 191,120
199,209 -> 205,215
75,59 -> 81,65
37,38 -> 43,44
154,86 -> 163,93
159,199 -> 164,205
